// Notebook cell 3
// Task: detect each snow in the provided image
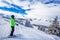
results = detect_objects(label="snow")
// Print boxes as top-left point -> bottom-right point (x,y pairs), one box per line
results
0,14 -> 60,40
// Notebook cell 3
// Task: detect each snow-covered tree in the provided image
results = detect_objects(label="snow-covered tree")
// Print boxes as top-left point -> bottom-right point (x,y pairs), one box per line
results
48,16 -> 60,36
25,19 -> 33,28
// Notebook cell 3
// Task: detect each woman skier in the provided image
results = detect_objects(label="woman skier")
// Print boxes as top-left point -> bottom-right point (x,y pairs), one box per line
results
10,15 -> 18,37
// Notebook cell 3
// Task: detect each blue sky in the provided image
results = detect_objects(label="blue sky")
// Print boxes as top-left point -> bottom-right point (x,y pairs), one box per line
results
44,0 -> 60,4
20,0 -> 60,4
0,0 -> 30,15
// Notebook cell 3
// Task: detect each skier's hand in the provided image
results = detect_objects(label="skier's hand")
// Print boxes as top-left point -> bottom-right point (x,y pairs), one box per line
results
16,24 -> 18,26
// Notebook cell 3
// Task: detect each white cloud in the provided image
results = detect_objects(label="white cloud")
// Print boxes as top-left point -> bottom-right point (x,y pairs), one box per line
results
11,0 -> 30,9
26,2 -> 60,19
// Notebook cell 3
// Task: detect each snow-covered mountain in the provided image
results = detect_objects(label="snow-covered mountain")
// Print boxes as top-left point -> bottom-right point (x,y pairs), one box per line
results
0,13 -> 60,40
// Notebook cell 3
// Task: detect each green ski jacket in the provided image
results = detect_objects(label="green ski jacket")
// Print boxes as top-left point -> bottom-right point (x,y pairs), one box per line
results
10,18 -> 16,27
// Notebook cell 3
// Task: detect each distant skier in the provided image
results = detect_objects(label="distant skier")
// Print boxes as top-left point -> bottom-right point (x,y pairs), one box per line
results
9,15 -> 18,37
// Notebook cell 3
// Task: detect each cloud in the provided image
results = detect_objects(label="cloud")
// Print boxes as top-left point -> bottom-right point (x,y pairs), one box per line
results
26,2 -> 60,19
0,0 -> 60,19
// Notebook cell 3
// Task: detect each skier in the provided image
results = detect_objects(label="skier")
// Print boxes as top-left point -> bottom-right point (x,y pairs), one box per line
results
9,15 -> 18,37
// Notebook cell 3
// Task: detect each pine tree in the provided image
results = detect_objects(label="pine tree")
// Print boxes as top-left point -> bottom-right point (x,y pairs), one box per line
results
48,16 -> 60,36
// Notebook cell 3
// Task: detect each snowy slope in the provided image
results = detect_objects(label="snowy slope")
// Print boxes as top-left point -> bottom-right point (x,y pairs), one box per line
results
0,14 -> 60,40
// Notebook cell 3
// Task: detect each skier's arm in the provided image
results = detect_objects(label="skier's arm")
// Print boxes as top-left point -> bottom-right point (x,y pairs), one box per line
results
15,22 -> 18,26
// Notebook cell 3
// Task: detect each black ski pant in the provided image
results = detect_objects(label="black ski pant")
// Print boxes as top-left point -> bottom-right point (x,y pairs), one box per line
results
10,26 -> 15,36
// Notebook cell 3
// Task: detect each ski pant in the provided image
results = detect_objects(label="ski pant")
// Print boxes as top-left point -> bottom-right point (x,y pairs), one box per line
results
10,26 -> 15,36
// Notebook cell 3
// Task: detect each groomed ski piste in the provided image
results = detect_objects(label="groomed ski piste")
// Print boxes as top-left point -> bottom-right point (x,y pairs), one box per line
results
0,14 -> 60,40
